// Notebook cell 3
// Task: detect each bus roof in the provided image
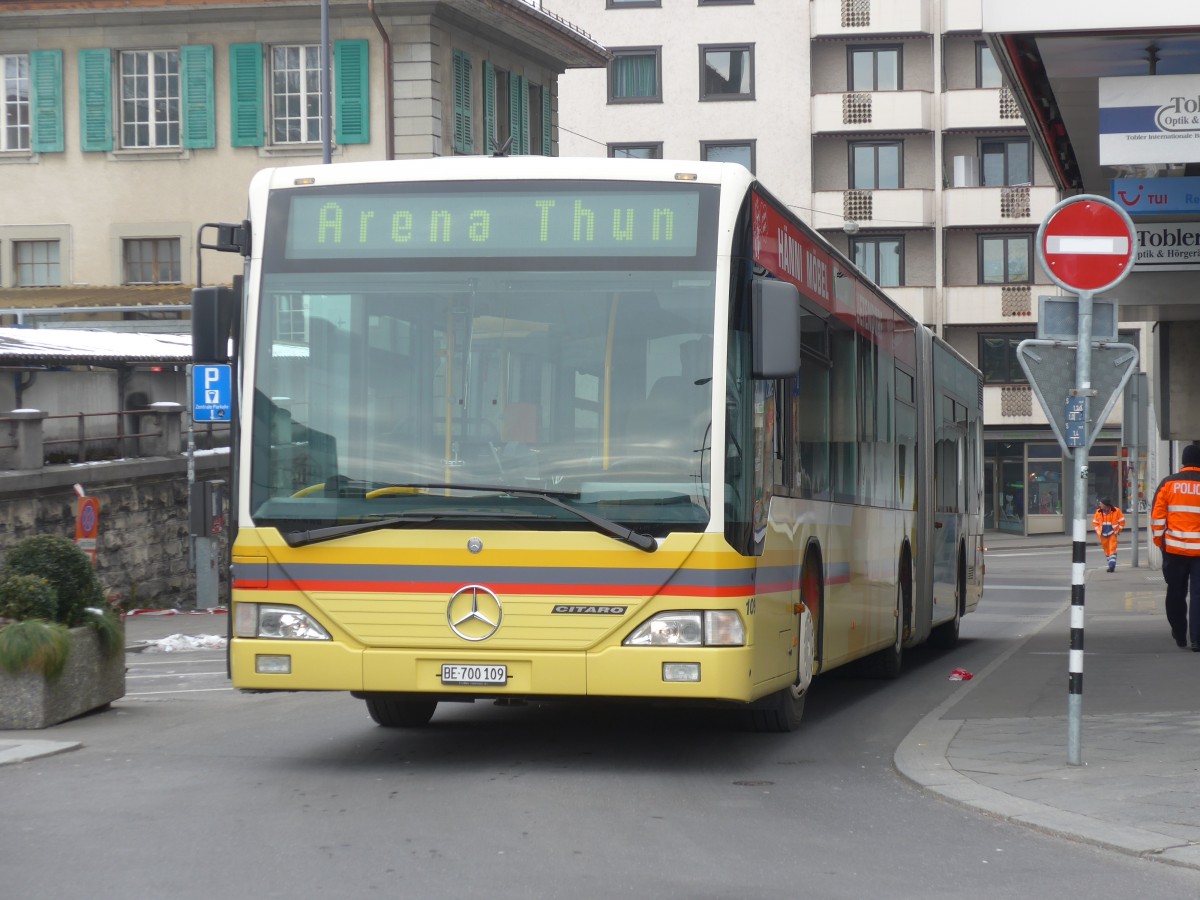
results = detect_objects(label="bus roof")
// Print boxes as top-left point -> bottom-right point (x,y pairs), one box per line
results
250,156 -> 755,193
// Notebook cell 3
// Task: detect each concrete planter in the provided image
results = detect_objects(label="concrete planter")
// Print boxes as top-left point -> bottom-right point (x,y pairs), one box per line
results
0,626 -> 125,729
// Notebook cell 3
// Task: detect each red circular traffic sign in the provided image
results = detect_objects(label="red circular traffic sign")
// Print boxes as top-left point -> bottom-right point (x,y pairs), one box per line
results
1040,197 -> 1135,294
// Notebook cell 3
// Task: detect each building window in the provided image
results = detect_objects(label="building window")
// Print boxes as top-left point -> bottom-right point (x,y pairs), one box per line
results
608,0 -> 660,6
609,143 -> 662,159
609,48 -> 662,103
849,45 -> 900,91
980,234 -> 1032,284
451,49 -> 473,154
977,41 -> 1002,89
850,141 -> 901,189
14,240 -> 60,287
2,53 -> 30,152
980,137 -> 1031,186
978,332 -> 1034,384
271,45 -> 323,144
123,238 -> 181,284
701,140 -> 755,172
120,50 -> 180,148
277,295 -> 309,343
851,236 -> 903,288
700,45 -> 753,100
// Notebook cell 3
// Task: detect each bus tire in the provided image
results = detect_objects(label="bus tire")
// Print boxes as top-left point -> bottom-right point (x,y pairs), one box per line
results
929,548 -> 965,649
746,575 -> 818,733
866,580 -> 905,680
364,697 -> 438,727
747,684 -> 805,733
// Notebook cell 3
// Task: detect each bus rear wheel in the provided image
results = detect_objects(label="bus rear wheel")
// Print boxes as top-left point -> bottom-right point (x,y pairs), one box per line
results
364,697 -> 438,727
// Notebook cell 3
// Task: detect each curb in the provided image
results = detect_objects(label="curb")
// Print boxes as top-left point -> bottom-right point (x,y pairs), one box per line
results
0,739 -> 81,766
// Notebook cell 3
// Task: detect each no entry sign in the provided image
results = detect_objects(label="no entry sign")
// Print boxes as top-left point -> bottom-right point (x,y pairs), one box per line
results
1039,196 -> 1136,295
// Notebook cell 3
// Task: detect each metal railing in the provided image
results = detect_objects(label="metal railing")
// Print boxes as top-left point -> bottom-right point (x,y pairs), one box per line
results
0,406 -> 231,469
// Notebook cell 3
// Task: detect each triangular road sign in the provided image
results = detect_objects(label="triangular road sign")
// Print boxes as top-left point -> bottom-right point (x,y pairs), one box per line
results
1016,340 -> 1139,456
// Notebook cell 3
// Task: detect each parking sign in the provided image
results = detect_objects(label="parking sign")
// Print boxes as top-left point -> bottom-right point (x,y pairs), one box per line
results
192,364 -> 232,422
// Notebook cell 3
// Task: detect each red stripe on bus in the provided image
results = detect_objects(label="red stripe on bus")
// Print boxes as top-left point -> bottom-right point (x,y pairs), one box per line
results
232,579 -> 754,598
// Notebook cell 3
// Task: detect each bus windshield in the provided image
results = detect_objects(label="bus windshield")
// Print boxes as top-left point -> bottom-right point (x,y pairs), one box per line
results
249,179 -> 720,538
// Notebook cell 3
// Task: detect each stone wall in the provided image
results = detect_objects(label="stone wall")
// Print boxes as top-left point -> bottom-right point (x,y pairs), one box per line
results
0,453 -> 231,609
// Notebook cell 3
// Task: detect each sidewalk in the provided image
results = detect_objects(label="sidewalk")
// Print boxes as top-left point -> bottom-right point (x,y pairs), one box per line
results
0,608 -> 228,766
897,528 -> 1200,870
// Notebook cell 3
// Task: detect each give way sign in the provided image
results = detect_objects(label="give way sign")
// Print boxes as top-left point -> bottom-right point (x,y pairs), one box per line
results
1038,195 -> 1136,295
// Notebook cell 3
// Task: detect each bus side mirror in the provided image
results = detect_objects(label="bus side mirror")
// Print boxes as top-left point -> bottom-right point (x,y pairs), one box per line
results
752,279 -> 802,378
193,284 -> 236,363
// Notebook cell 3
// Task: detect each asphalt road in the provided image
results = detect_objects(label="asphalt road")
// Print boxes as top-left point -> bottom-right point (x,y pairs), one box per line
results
2,547 -> 1197,899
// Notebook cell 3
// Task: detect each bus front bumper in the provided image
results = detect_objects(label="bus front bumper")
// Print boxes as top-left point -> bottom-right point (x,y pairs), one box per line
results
230,638 -> 767,704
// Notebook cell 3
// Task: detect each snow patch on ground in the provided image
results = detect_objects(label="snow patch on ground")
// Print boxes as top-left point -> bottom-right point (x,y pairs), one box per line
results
140,634 -> 228,653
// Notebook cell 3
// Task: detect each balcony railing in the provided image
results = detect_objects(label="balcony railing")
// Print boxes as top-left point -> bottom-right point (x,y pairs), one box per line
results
943,88 -> 1028,130
944,285 -> 1038,325
811,0 -> 930,37
812,91 -> 932,134
811,188 -> 935,230
942,185 -> 1059,227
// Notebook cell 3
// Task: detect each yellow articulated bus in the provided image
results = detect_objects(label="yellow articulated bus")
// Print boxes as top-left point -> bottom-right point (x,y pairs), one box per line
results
194,156 -> 983,732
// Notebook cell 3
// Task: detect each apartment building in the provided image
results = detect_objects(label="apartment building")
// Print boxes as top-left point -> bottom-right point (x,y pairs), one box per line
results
554,0 -> 1146,535
0,0 -> 606,322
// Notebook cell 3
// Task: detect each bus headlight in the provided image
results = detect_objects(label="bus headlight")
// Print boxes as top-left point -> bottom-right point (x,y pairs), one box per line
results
623,611 -> 745,647
235,603 -> 331,640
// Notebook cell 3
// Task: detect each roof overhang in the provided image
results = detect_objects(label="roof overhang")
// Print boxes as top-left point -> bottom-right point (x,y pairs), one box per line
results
983,1 -> 1200,322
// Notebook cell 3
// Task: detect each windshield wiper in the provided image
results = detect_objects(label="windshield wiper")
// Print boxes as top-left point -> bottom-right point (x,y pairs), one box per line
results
283,514 -> 435,548
282,507 -> 558,548
369,482 -> 659,553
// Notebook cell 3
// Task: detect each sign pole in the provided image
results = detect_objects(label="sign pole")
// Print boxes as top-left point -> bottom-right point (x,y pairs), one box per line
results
1035,194 -> 1137,767
1067,288 -> 1093,767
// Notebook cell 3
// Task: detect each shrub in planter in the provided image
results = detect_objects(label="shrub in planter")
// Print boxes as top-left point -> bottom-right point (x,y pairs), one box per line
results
0,573 -> 58,623
2,534 -> 107,627
0,535 -> 122,680
0,620 -> 71,680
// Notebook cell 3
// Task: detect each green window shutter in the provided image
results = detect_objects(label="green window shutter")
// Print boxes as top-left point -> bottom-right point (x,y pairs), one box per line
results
29,50 -> 64,153
77,48 -> 112,153
482,61 -> 496,154
508,75 -> 525,154
335,39 -> 370,145
541,85 -> 552,157
180,45 -> 215,149
229,43 -> 264,148
452,50 -> 473,154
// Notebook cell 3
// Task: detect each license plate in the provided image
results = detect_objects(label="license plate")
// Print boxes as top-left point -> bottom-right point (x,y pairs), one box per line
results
441,664 -> 508,685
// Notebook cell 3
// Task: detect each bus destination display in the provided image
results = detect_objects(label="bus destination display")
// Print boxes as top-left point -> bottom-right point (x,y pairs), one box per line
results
285,188 -> 702,258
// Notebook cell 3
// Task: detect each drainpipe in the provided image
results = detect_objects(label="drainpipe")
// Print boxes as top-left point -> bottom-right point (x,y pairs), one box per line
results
367,0 -> 395,160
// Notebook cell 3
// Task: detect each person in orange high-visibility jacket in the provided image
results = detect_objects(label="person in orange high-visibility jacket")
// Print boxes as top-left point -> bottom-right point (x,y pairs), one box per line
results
1093,497 -> 1125,573
1151,442 -> 1200,650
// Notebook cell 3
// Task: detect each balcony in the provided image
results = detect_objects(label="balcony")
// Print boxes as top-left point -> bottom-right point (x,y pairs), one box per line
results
812,91 -> 932,134
942,185 -> 1059,228
983,384 -> 1124,429
885,286 -> 935,325
811,0 -> 929,37
983,384 -> 1049,428
942,0 -> 983,33
943,88 -> 1028,130
811,189 -> 935,230
944,284 -> 1037,325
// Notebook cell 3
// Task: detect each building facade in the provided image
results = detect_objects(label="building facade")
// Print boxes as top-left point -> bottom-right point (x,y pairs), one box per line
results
554,0 -> 1146,534
0,0 -> 606,310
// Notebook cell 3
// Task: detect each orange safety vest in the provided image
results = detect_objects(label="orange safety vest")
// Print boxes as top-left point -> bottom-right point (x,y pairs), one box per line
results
1151,466 -> 1200,556
1093,505 -> 1125,539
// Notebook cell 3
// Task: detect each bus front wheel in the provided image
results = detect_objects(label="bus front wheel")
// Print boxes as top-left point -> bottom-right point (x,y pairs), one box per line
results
364,697 -> 438,727
746,603 -> 815,733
